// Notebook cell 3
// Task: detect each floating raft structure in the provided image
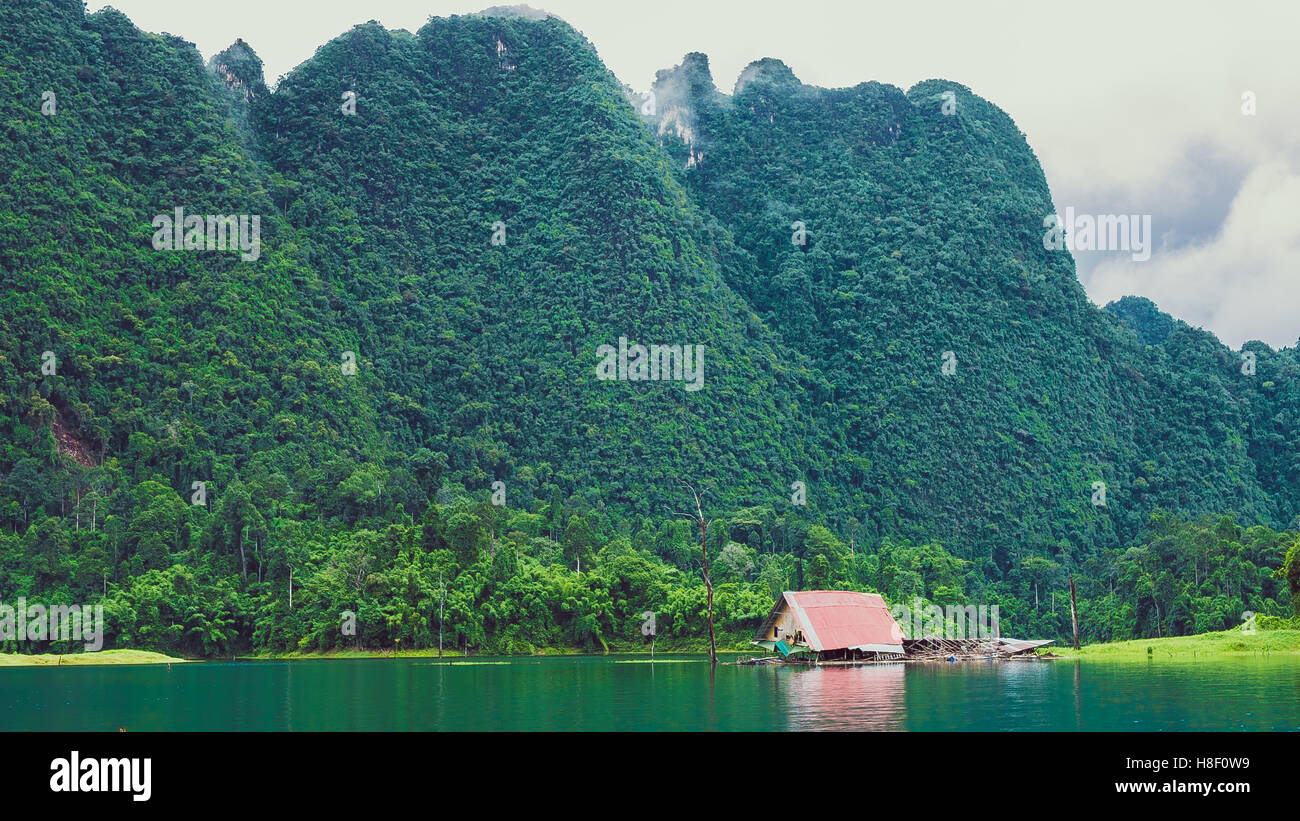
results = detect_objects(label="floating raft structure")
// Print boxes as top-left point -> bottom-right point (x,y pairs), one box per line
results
902,636 -> 1055,659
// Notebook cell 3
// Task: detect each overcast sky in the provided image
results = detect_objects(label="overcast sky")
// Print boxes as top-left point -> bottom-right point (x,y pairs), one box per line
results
88,0 -> 1300,349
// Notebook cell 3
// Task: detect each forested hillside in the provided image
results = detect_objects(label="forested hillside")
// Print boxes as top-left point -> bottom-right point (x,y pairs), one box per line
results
645,53 -> 1300,563
0,1 -> 1295,656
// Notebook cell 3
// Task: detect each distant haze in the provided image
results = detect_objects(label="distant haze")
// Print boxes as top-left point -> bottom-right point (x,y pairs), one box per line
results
90,0 -> 1300,349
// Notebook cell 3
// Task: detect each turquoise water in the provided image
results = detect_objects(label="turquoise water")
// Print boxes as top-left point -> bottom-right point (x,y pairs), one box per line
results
2,655 -> 1297,731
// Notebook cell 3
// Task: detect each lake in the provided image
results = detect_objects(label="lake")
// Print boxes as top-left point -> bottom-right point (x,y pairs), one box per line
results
2,655 -> 1298,731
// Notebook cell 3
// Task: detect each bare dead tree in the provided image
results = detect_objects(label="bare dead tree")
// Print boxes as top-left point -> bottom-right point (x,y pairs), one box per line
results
672,481 -> 717,666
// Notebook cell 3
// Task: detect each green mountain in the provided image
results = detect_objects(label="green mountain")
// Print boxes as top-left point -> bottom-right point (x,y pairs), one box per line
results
644,52 -> 1298,562
248,12 -> 826,516
0,1 -> 1294,655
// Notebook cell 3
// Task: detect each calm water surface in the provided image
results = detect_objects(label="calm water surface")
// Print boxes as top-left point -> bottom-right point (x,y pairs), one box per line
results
3,656 -> 1298,731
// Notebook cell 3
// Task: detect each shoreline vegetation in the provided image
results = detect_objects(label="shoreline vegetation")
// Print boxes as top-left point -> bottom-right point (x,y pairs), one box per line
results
244,647 -> 749,661
6,628 -> 1298,666
246,636 -> 755,661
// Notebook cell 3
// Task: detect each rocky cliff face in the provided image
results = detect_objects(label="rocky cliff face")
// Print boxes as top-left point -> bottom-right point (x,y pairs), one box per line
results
209,38 -> 268,102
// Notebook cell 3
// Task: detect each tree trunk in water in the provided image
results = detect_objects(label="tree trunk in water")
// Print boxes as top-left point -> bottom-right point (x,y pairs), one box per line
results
697,512 -> 717,666
675,482 -> 717,666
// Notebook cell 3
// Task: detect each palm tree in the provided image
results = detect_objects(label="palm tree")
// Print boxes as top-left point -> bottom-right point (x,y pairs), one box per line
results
186,610 -> 235,656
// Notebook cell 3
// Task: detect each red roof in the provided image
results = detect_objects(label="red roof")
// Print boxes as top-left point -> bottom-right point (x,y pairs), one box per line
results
783,591 -> 904,652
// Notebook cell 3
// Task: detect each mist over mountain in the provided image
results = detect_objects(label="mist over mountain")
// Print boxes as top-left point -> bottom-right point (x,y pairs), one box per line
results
1,1 -> 1295,655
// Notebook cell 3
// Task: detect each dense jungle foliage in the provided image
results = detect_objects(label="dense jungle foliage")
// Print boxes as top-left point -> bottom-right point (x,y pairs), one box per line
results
0,1 -> 1296,655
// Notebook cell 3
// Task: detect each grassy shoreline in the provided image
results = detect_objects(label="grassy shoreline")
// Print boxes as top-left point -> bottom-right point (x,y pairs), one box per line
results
1047,628 -> 1300,660
0,649 -> 189,667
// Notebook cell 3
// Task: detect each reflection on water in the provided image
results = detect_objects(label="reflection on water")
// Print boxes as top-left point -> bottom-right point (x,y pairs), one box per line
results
1,655 -> 1297,731
782,664 -> 907,731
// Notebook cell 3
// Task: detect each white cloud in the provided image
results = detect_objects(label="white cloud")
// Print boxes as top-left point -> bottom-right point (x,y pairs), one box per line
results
1086,163 -> 1300,349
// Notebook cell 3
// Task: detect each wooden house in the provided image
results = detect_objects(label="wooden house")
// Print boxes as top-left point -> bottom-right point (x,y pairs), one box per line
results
753,590 -> 905,661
